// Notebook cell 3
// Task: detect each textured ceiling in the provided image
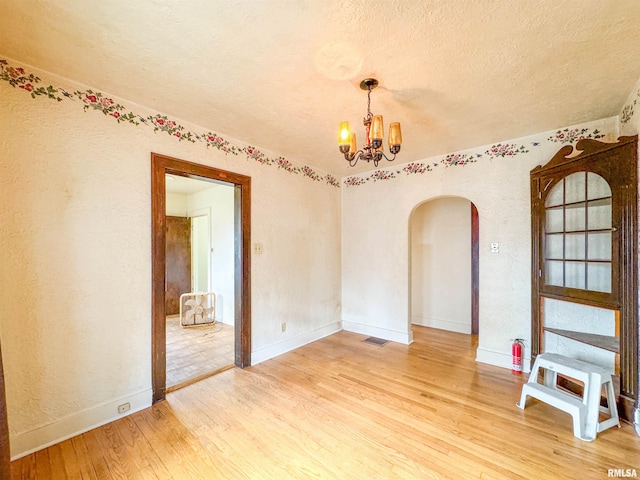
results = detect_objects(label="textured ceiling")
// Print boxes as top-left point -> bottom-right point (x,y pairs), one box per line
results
2,0 -> 640,176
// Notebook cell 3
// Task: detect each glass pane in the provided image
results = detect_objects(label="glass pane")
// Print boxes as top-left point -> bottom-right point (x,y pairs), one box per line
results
541,170 -> 615,295
587,262 -> 611,293
565,203 -> 585,231
565,233 -> 585,260
565,261 -> 586,289
546,207 -> 563,233
545,180 -> 564,207
565,172 -> 586,203
587,172 -> 611,200
545,260 -> 564,286
545,234 -> 563,259
587,199 -> 611,230
587,232 -> 611,261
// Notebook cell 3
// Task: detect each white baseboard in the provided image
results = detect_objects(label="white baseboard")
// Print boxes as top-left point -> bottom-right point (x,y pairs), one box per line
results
411,315 -> 471,334
476,347 -> 531,374
11,388 -> 152,460
342,321 -> 413,345
251,322 -> 342,365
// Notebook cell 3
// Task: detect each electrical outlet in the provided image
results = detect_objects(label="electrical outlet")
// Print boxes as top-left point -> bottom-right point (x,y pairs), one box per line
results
253,243 -> 263,254
281,322 -> 286,332
118,402 -> 130,414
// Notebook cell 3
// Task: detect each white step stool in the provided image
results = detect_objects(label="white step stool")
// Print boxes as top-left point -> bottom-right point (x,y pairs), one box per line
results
517,352 -> 620,442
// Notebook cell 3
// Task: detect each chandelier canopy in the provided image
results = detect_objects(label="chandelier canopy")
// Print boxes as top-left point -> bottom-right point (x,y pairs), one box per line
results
338,78 -> 402,167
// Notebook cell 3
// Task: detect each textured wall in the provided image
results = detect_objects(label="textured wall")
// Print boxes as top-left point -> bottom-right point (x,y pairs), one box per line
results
342,117 -> 620,367
0,60 -> 341,457
188,185 -> 235,325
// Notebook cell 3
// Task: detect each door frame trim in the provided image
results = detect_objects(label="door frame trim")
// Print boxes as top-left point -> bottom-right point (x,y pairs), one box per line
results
471,202 -> 479,335
151,153 -> 251,403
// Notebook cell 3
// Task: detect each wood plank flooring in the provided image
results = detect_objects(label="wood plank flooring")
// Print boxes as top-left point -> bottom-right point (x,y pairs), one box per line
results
11,326 -> 640,479
165,316 -> 234,388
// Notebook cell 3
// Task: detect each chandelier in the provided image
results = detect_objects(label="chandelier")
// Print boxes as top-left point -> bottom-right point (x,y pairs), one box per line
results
338,78 -> 402,167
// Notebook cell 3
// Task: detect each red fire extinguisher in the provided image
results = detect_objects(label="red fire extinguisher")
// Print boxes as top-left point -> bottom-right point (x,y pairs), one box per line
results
511,339 -> 525,374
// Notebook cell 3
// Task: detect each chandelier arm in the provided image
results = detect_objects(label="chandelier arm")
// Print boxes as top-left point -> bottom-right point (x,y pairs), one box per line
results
377,150 -> 397,163
344,148 -> 388,167
344,149 -> 366,167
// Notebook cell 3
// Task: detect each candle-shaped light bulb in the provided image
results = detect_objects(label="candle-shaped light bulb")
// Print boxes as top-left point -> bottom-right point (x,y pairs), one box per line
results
349,133 -> 357,154
338,121 -> 351,146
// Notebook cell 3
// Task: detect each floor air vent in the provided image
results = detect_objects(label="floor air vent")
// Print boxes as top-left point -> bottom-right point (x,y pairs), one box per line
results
363,337 -> 389,347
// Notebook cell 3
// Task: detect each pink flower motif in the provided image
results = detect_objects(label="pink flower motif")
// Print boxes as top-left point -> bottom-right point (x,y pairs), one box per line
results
19,83 -> 34,92
207,135 -> 215,142
100,97 -> 114,108
16,68 -> 24,75
166,121 -> 176,130
156,118 -> 165,126
7,67 -> 19,79
110,111 -> 121,119
174,132 -> 181,138
86,94 -> 98,103
558,133 -> 565,139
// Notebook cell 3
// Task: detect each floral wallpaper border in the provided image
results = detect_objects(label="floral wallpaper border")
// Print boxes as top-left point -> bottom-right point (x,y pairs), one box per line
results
0,59 -> 340,188
343,127 -> 605,187
621,87 -> 640,127
1,58 -> 609,190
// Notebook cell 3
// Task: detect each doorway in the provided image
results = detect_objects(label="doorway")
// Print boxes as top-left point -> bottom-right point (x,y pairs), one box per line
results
151,153 -> 251,403
164,178 -> 235,390
410,197 -> 479,335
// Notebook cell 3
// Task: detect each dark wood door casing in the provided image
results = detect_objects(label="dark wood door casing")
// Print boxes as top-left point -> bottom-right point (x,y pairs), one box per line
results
151,153 -> 252,403
471,203 -> 479,336
0,343 -> 10,478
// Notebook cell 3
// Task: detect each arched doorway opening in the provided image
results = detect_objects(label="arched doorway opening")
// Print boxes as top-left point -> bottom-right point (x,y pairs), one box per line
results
409,197 -> 479,336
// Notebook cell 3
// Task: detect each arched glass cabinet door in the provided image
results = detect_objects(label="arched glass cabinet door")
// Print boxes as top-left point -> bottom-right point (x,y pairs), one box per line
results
530,135 -> 638,428
543,172 -> 614,297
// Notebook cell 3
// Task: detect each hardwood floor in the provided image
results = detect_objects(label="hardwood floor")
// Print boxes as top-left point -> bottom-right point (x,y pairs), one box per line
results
165,315 -> 234,389
11,327 -> 640,479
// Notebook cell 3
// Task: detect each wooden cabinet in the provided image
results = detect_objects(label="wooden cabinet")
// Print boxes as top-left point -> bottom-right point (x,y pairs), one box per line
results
530,135 -> 639,425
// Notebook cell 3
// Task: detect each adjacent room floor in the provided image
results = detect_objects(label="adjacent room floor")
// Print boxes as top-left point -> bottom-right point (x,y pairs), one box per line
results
165,315 -> 234,389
